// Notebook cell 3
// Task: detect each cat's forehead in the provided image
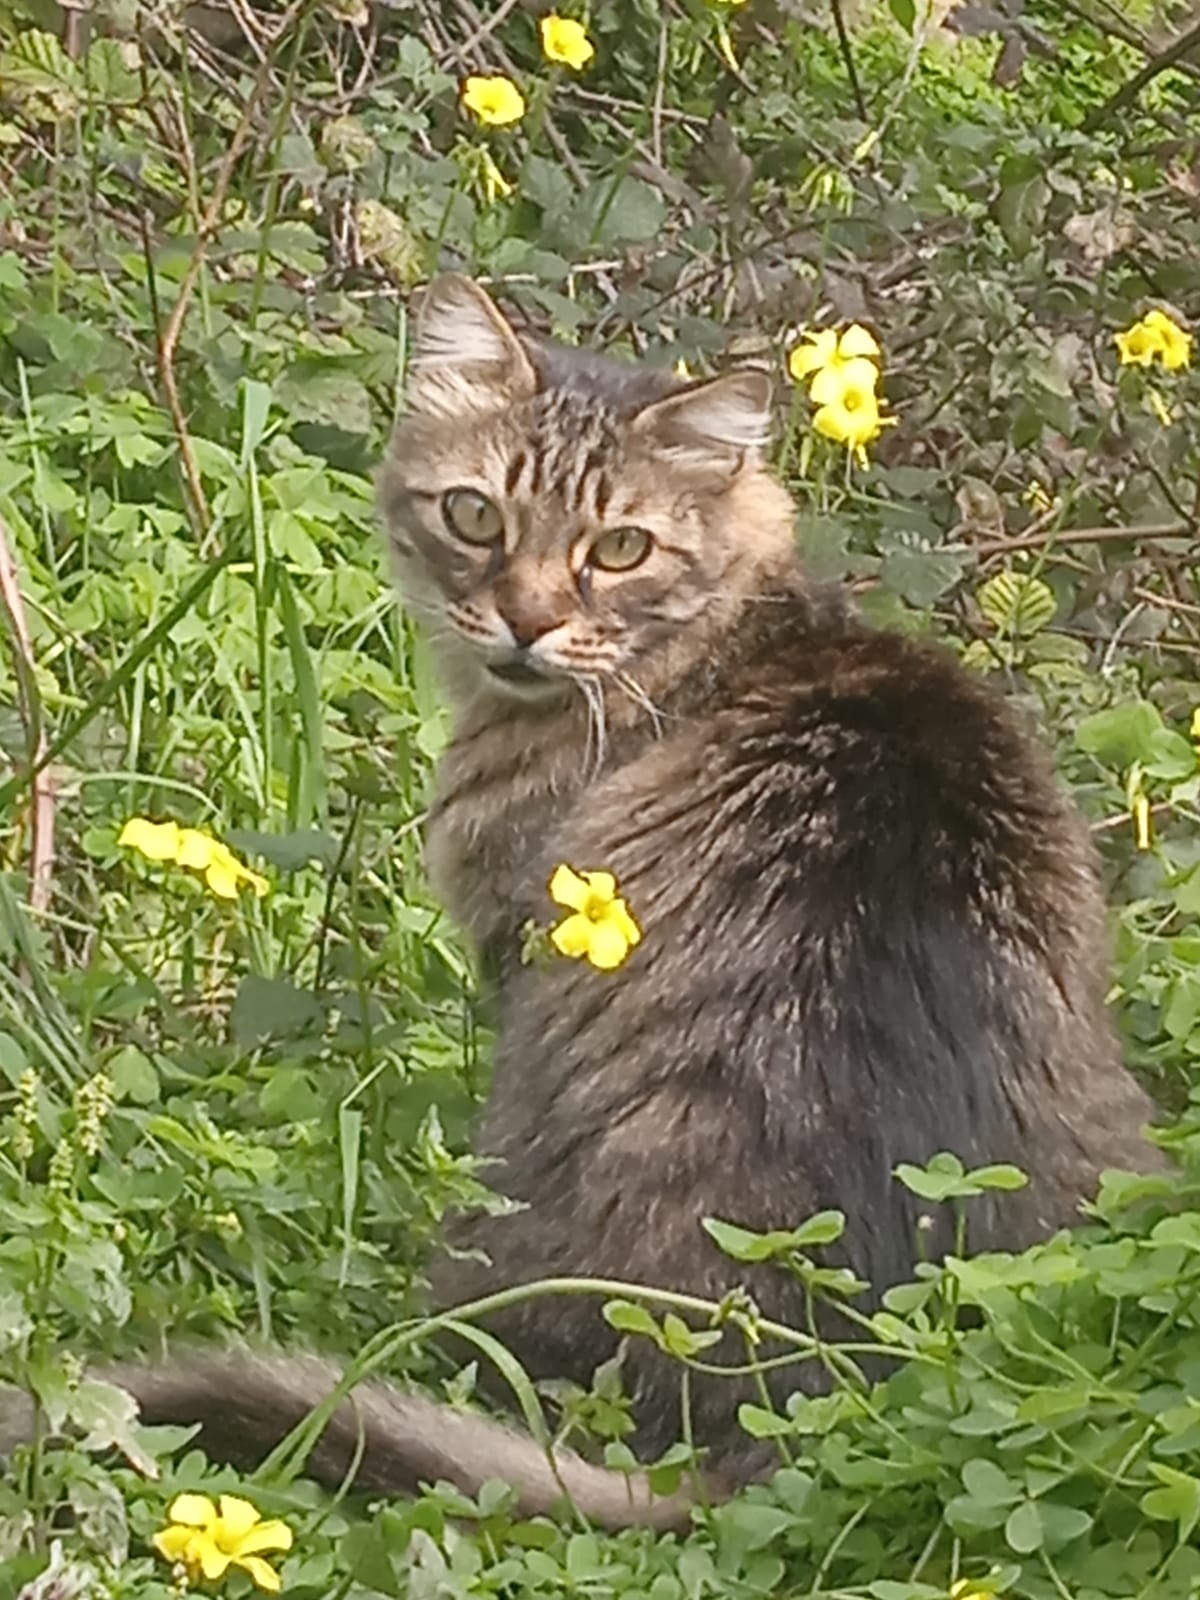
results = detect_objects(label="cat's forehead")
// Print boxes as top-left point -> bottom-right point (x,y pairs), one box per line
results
469,384 -> 647,514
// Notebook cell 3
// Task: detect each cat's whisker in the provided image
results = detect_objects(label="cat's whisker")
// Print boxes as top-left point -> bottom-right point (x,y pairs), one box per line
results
613,670 -> 666,737
579,674 -> 608,776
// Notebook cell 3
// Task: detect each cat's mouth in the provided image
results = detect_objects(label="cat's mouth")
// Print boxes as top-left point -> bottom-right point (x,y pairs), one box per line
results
484,655 -> 570,698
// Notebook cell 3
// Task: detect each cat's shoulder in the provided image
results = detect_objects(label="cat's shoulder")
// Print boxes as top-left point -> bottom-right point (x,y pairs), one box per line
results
677,606 -> 1075,852
726,607 -> 1046,775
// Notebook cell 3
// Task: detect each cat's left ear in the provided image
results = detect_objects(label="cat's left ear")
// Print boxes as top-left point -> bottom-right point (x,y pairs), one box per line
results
406,275 -> 538,420
631,371 -> 773,470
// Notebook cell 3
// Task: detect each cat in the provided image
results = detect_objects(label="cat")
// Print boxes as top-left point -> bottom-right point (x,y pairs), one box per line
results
2,275 -> 1162,1532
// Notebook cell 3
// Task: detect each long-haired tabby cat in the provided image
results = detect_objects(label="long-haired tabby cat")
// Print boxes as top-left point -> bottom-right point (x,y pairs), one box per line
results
7,276 -> 1161,1530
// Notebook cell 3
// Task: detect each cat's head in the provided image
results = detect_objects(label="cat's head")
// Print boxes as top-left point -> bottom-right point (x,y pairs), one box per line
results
378,275 -> 796,706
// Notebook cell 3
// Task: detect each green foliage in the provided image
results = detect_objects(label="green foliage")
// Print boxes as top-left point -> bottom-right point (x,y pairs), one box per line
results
0,0 -> 1198,1596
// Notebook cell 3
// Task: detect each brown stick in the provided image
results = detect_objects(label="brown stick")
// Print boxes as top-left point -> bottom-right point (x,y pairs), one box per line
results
970,521 -> 1194,559
0,513 -> 55,913
1082,16 -> 1200,130
156,0 -> 310,542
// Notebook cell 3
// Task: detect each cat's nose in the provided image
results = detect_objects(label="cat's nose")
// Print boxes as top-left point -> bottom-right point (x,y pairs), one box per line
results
497,600 -> 569,649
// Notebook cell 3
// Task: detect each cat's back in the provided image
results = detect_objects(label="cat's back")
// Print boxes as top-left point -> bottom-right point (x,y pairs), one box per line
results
487,597 -> 1155,1292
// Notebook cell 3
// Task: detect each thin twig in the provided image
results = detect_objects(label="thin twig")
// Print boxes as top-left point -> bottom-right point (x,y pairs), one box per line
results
448,0 -> 523,61
970,521 -> 1192,560
651,12 -> 670,168
1091,802 -> 1172,836
0,512 -> 54,913
157,0 -> 310,541
830,0 -> 869,122
1082,16 -> 1200,130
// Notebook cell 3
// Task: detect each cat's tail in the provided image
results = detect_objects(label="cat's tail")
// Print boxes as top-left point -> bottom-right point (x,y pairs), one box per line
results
13,1352 -> 704,1533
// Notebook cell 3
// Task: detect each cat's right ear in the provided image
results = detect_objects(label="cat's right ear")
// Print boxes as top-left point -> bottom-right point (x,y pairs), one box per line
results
405,276 -> 537,420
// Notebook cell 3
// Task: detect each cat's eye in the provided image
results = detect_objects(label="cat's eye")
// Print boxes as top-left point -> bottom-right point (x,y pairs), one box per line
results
443,488 -> 504,545
589,527 -> 653,573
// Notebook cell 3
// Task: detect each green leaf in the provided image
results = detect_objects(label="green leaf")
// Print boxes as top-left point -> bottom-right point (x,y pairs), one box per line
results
1142,1464 -> 1200,1543
894,1152 -> 981,1201
737,1403 -> 794,1438
1076,701 -> 1164,769
967,1164 -> 1029,1192
1005,1498 -> 1092,1554
230,975 -> 325,1048
105,1044 -> 159,1105
660,1313 -> 721,1357
603,1300 -> 661,1341
711,1500 -> 796,1555
241,379 -> 273,460
226,827 -> 340,872
1004,1499 -> 1043,1553
962,1458 -> 1021,1505
976,572 -> 1057,638
790,1209 -> 846,1247
702,1217 -> 779,1261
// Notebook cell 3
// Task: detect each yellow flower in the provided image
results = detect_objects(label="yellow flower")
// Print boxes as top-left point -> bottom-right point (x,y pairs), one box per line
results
1142,309 -> 1192,371
809,357 -> 893,466
1132,792 -> 1152,851
461,75 -> 526,127
540,15 -> 595,69
1115,309 -> 1192,371
1114,318 -> 1163,367
1191,707 -> 1200,742
119,817 -> 268,899
117,818 -> 181,862
548,864 -> 641,971
153,1494 -> 292,1593
788,324 -> 881,385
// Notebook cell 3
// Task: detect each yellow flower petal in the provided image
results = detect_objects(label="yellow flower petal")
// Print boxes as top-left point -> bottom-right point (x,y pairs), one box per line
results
153,1526 -> 197,1562
205,860 -> 242,900
165,1494 -> 217,1528
809,356 -> 880,407
196,1533 -> 233,1581
1114,321 -> 1163,367
837,324 -> 881,360
1142,311 -> 1194,371
176,828 -> 220,871
540,15 -> 595,69
1191,706 -> 1200,741
461,74 -> 525,126
787,329 -> 838,382
586,920 -> 632,970
549,863 -> 591,912
242,866 -> 270,898
550,912 -> 594,958
233,1519 -> 293,1557
1133,793 -> 1152,851
217,1496 -> 261,1543
580,869 -> 616,902
237,1555 -> 284,1592
608,897 -> 642,948
119,818 -> 182,862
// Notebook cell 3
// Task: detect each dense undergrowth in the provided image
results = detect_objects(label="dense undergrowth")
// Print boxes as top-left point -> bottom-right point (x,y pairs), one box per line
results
1,0 -> 1200,1595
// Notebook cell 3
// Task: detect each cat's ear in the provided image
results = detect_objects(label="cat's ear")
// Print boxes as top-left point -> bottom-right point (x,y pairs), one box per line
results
631,371 -> 773,469
406,275 -> 537,419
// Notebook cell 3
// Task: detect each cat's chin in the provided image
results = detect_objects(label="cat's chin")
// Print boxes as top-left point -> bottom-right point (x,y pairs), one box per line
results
481,659 -> 574,703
